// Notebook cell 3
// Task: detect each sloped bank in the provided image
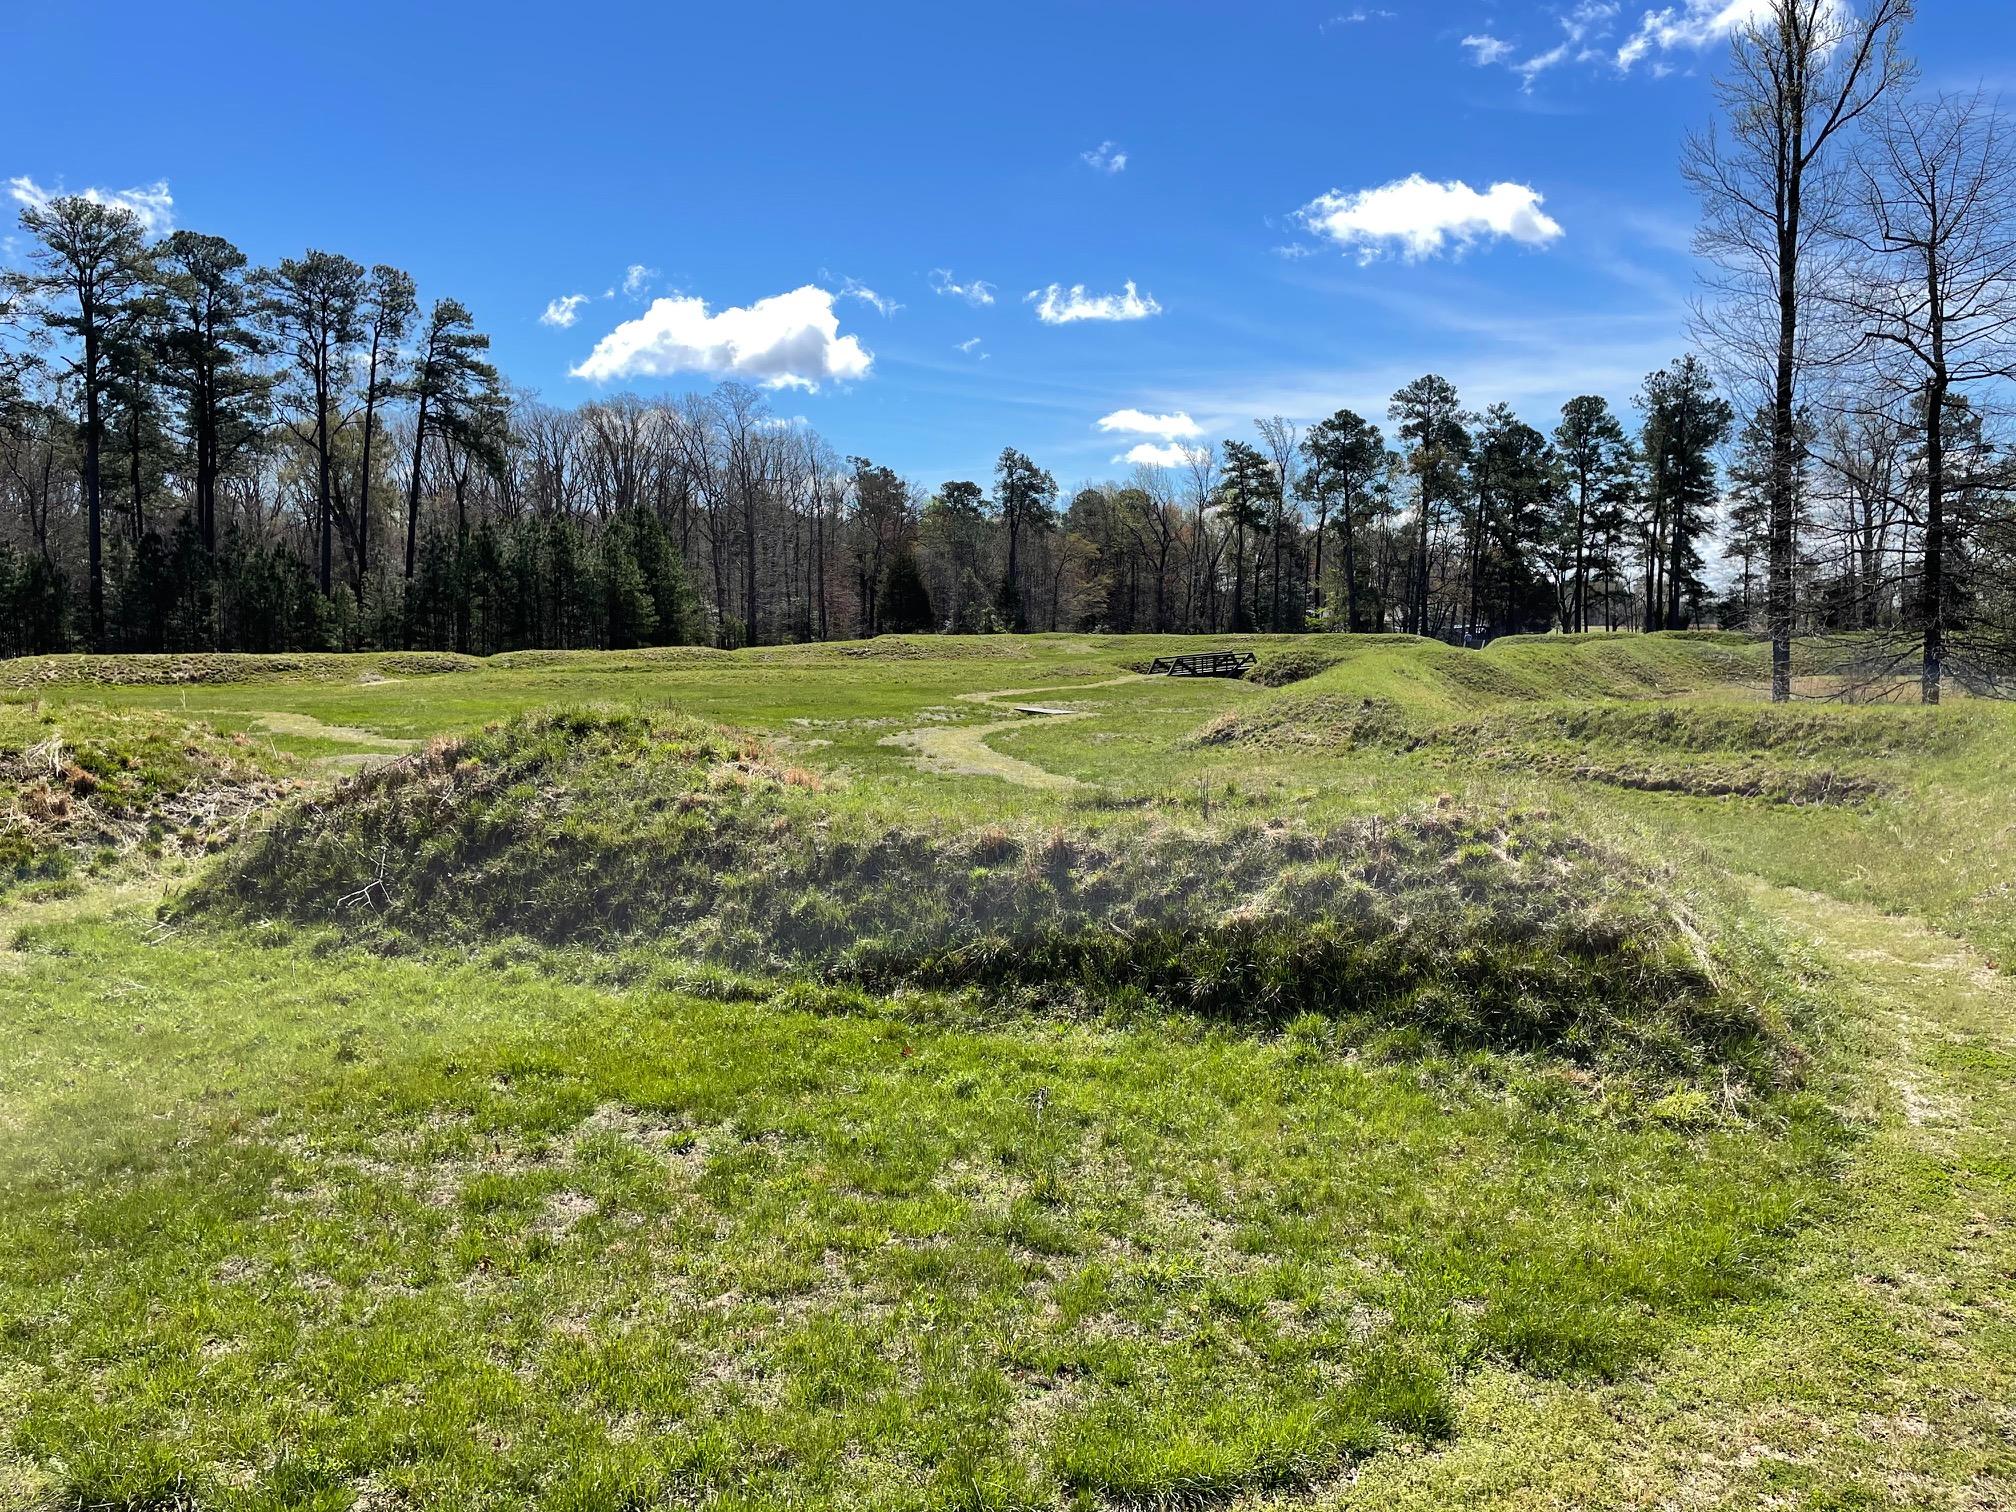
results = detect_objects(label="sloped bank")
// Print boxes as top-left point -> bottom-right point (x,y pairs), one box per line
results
185,708 -> 1798,1085
2,705 -> 295,896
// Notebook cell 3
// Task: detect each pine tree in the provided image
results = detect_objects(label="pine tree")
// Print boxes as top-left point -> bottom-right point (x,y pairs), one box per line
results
1551,396 -> 1632,632
258,251 -> 365,597
993,448 -> 1055,632
152,231 -> 270,557
1301,409 -> 1385,631
13,196 -> 151,645
1218,441 -> 1273,631
879,545 -> 935,632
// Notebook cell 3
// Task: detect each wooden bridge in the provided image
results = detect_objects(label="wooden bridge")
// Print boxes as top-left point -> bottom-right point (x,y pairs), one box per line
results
1146,650 -> 1258,678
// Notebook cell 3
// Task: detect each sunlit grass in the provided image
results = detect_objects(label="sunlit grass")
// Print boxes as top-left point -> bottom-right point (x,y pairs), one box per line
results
2,630 -> 2013,1508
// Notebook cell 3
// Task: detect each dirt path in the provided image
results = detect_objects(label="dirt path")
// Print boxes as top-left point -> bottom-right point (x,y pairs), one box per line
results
244,710 -> 415,751
880,673 -> 1148,789
1332,881 -> 2016,1509
219,709 -> 418,774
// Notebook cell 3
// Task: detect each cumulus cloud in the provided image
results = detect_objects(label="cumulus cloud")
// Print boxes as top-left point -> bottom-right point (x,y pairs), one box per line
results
7,175 -> 175,236
540,294 -> 590,328
1120,442 -> 1208,468
1462,34 -> 1515,64
1081,140 -> 1128,174
622,263 -> 657,298
1026,280 -> 1162,324
929,268 -> 997,307
570,285 -> 872,391
1097,408 -> 1202,440
1296,175 -> 1564,263
955,336 -> 988,359
1618,0 -> 1775,69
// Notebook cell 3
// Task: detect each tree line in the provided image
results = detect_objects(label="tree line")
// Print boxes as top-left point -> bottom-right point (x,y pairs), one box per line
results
1,0 -> 2011,702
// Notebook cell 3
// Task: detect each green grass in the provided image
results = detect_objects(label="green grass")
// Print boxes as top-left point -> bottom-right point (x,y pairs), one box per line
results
0,703 -> 296,901
2,630 -> 2013,1509
0,911 -> 1830,1510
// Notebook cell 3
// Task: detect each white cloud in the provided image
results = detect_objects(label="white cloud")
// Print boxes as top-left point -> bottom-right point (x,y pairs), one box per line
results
539,294 -> 590,328
829,273 -> 901,316
1322,8 -> 1396,28
1081,140 -> 1128,174
1618,0 -> 1772,70
1119,442 -> 1208,468
1296,175 -> 1564,263
1464,4 -> 1622,88
7,175 -> 175,236
955,336 -> 988,359
570,285 -> 873,391
622,263 -> 657,298
1027,280 -> 1162,324
929,268 -> 997,307
1097,408 -> 1202,440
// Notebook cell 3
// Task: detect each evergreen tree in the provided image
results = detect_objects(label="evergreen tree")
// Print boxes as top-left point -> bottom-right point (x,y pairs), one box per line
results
1468,405 -> 1555,637
152,231 -> 270,556
1388,375 -> 1471,635
1551,396 -> 1633,632
993,448 -> 1055,632
879,545 -> 935,632
402,299 -> 502,585
1638,356 -> 1736,630
258,250 -> 364,596
1301,409 -> 1385,631
353,266 -> 417,598
1218,440 -> 1273,632
13,196 -> 150,644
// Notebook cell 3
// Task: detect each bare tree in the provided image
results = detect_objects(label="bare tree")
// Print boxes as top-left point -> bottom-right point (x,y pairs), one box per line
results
1686,0 -> 1915,699
1256,416 -> 1301,629
1840,91 -> 2016,700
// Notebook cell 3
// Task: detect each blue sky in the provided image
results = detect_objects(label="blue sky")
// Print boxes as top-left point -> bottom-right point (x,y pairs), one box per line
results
7,0 -> 2012,488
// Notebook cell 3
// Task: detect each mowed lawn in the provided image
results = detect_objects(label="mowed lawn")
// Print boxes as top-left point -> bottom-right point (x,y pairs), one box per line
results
2,633 -> 2013,1509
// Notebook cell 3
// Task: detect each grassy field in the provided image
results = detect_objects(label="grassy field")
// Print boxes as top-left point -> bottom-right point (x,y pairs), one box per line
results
2,632 -> 2011,1509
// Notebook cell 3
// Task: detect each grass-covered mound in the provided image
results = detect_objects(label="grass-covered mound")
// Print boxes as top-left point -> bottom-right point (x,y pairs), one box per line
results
1449,701 -> 1979,757
1207,694 -> 1973,806
1483,631 -> 1763,698
1,704 -> 293,895
190,708 -> 1794,1084
1417,703 -> 1988,806
0,649 -> 482,689
1200,633 -> 1768,749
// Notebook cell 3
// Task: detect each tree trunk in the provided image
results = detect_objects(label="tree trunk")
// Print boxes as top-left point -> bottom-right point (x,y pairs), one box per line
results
1412,485 -> 1432,635
316,375 -> 334,597
1921,373 -> 1947,705
404,391 -> 431,583
83,319 -> 105,648
1570,469 -> 1589,632
1768,141 -> 1804,701
357,333 -> 384,598
1341,496 -> 1360,634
